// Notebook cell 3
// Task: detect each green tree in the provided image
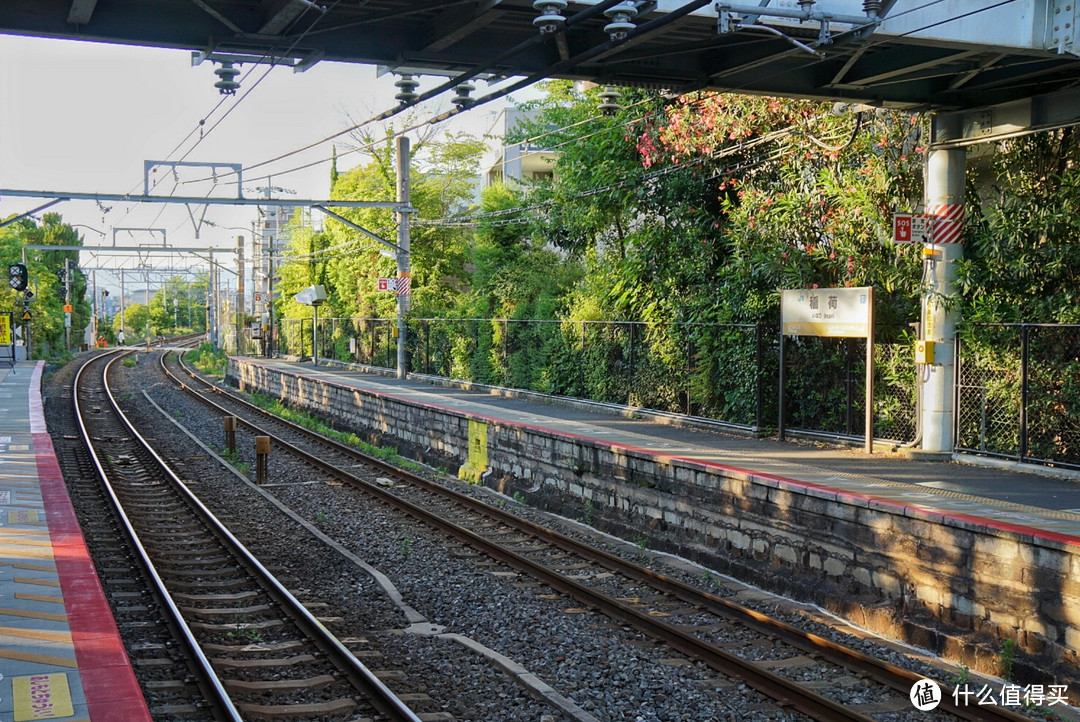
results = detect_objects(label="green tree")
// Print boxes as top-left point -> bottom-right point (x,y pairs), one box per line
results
276,123 -> 486,322
958,128 -> 1080,323
0,214 -> 90,358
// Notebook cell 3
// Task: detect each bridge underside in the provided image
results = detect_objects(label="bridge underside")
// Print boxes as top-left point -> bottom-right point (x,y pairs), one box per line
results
3,1 -> 1080,115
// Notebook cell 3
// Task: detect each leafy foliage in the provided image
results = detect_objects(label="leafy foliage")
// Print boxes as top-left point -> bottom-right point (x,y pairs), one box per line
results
0,214 -> 90,358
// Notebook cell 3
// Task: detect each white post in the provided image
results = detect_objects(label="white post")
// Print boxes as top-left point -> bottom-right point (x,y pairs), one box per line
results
920,114 -> 965,455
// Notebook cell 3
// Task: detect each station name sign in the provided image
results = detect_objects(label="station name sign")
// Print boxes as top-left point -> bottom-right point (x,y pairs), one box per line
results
780,287 -> 872,338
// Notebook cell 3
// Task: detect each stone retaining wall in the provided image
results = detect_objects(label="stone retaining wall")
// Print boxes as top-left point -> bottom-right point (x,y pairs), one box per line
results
229,358 -> 1080,689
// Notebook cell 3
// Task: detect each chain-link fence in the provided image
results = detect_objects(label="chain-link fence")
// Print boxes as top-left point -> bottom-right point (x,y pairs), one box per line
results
957,324 -> 1080,469
778,335 -> 917,443
409,319 -> 766,428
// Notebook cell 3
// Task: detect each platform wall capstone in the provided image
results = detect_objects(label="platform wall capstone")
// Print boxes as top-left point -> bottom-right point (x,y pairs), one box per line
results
228,358 -> 1080,686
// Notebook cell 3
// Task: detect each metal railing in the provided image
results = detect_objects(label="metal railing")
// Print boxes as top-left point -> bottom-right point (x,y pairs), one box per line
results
956,323 -> 1080,470
411,318 -> 766,429
264,316 -> 919,441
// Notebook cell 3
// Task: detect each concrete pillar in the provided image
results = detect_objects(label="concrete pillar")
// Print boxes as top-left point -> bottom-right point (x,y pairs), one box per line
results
920,114 -> 965,454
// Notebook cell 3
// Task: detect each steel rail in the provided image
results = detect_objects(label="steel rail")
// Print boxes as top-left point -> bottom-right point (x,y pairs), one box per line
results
74,352 -> 243,722
93,352 -> 423,722
167,354 -> 891,721
172,351 -> 1039,722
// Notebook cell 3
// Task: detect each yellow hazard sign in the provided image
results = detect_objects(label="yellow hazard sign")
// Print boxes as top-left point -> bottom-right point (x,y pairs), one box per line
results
23,311 -> 32,321
457,419 -> 489,484
13,673 -> 74,721
0,313 -> 11,345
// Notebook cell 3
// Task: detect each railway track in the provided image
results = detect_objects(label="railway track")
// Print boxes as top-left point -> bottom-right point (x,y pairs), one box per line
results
73,351 -> 422,721
155,351 -> 1038,722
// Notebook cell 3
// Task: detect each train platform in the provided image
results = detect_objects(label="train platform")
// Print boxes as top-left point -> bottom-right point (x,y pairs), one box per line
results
0,361 -> 150,722
237,357 -> 1080,545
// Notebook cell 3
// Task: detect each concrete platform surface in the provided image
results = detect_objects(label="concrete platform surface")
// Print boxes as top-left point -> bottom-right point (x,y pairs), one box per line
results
240,357 -> 1080,545
0,361 -> 149,722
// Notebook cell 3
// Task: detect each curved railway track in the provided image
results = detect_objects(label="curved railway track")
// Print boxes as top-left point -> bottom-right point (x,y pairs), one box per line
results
74,351 -> 422,721
155,351 -> 1038,722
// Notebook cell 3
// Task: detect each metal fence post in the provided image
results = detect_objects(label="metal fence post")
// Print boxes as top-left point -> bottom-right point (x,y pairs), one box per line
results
755,324 -> 764,431
1019,324 -> 1030,461
686,329 -> 693,416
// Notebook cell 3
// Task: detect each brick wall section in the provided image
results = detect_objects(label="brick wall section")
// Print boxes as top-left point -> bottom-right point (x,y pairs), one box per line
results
229,358 -> 1080,687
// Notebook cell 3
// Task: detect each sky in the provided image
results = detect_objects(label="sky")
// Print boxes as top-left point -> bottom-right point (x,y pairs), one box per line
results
0,33 -> 525,293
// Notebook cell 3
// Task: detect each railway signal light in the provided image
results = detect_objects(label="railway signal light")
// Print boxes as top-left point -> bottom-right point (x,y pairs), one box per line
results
8,263 -> 28,291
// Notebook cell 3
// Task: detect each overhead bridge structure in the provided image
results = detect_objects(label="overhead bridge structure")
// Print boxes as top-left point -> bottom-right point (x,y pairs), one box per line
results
0,2 -> 1078,129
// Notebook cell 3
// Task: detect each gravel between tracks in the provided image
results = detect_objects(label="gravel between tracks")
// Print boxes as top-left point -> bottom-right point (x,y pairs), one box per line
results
45,351 -> 1072,721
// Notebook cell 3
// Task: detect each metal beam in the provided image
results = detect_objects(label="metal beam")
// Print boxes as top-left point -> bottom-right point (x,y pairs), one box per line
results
312,205 -> 404,253
24,244 -> 233,254
259,0 -> 307,35
423,1 -> 502,53
66,0 -> 98,25
188,0 -> 245,34
0,188 -> 406,209
0,199 -> 67,229
834,49 -> 983,89
934,85 -> 1080,147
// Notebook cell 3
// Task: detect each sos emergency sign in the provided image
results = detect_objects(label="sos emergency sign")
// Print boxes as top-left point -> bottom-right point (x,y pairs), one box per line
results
893,213 -> 933,243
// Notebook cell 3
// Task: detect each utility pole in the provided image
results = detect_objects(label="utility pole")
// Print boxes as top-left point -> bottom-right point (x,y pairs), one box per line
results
64,258 -> 72,352
236,235 -> 245,355
120,271 -> 126,339
208,251 -> 217,347
144,267 -> 151,347
395,135 -> 411,379
91,270 -> 98,344
267,234 -> 275,357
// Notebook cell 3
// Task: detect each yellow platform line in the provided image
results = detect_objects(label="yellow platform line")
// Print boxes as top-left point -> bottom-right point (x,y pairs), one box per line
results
0,528 -> 52,537
1,648 -> 78,668
0,626 -> 72,643
0,538 -> 53,548
15,593 -> 64,605
0,562 -> 58,573
0,548 -> 54,560
0,607 -> 67,622
15,577 -> 60,588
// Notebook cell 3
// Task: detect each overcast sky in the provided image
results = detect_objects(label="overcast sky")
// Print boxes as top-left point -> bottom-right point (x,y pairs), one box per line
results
0,33 -> 521,291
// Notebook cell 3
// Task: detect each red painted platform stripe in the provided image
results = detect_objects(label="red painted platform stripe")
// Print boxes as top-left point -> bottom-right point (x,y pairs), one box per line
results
29,363 -> 152,721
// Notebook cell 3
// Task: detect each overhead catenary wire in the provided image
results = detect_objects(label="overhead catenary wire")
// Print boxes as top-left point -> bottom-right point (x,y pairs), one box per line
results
109,1 -> 342,228
222,0 -> 1008,194
183,0 -> 713,188
110,0 -> 1022,241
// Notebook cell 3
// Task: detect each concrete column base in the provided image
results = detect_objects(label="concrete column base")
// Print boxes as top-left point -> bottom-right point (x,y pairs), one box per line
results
898,447 -> 953,462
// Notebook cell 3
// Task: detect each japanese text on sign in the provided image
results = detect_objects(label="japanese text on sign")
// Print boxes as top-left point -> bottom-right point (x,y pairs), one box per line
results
781,287 -> 872,338
893,213 -> 933,243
